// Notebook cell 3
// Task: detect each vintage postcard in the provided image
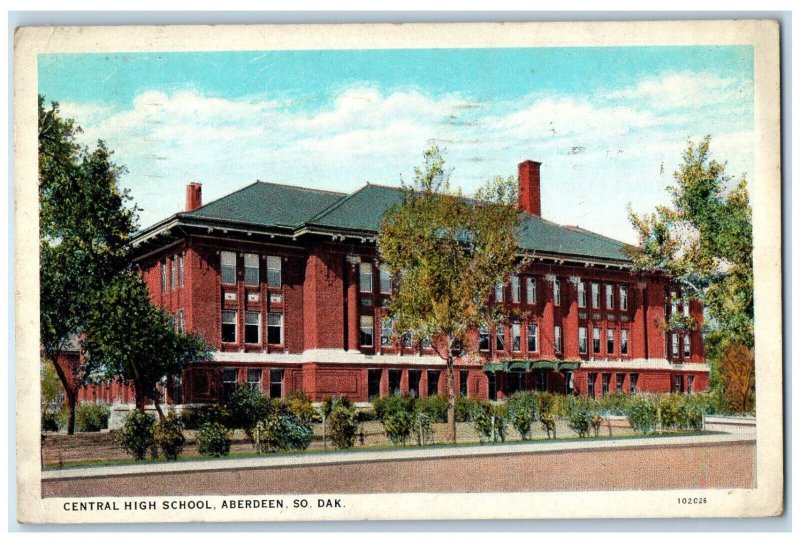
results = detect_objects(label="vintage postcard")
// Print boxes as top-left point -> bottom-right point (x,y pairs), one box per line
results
14,20 -> 782,523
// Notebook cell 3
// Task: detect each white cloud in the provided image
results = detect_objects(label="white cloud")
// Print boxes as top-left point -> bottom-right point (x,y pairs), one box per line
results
64,72 -> 754,245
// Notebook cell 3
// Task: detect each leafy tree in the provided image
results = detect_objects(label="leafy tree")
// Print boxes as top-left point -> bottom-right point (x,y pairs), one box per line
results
627,136 -> 753,347
717,342 -> 755,413
39,95 -> 138,433
83,270 -> 210,414
378,145 -> 520,443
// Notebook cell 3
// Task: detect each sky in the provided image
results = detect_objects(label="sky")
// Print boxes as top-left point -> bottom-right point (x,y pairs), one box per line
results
38,46 -> 754,244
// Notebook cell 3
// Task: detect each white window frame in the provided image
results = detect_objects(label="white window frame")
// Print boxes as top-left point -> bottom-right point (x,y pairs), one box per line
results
526,277 -> 537,304
527,323 -> 539,352
496,324 -> 506,351
554,325 -> 562,353
247,368 -> 262,391
621,329 -> 629,355
244,310 -> 260,344
578,282 -> 587,308
593,327 -> 601,353
619,285 -> 628,311
511,275 -> 521,303
512,323 -> 521,352
380,317 -> 394,347
495,282 -> 504,303
267,255 -> 282,288
222,309 -> 237,343
171,257 -> 178,290
161,260 -> 168,292
379,267 -> 392,294
221,251 -> 237,285
671,333 -> 679,356
360,315 -> 374,347
360,263 -> 373,293
579,327 -> 588,354
553,279 -> 561,306
591,282 -> 600,308
607,329 -> 615,354
267,312 -> 283,345
606,284 -> 614,310
178,253 -> 185,288
478,325 -> 490,351
683,334 -> 691,357
244,253 -> 259,286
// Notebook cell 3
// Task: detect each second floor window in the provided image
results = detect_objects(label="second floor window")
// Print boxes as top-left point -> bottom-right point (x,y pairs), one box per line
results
178,253 -> 185,287
511,275 -> 521,303
171,257 -> 178,290
553,280 -> 561,306
593,327 -> 601,353
512,323 -> 521,352
579,327 -> 588,354
245,311 -> 260,344
267,312 -> 283,345
244,253 -> 259,286
160,260 -> 168,293
620,285 -> 628,310
495,282 -> 504,303
267,255 -> 281,287
683,335 -> 691,357
578,281 -> 587,308
496,324 -> 506,351
606,284 -> 614,310
379,267 -> 392,294
221,310 -> 237,343
478,325 -> 490,351
621,329 -> 629,355
526,277 -> 537,304
360,263 -> 373,293
671,333 -> 679,356
360,315 -> 374,347
607,329 -> 615,354
591,282 -> 600,308
221,251 -> 236,285
527,323 -> 539,352
380,317 -> 393,347
554,325 -> 562,353
175,309 -> 186,334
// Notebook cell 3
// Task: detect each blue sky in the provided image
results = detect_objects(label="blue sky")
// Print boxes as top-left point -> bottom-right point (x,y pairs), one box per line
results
38,46 -> 754,243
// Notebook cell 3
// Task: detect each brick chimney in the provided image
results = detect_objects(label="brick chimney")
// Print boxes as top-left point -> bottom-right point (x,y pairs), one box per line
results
518,160 -> 542,216
185,182 -> 202,211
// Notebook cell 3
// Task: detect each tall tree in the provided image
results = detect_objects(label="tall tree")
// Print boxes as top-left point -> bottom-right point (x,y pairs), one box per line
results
378,146 -> 520,443
38,96 -> 139,433
83,271 -> 210,414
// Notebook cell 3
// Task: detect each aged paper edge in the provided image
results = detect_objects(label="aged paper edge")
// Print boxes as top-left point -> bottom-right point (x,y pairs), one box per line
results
13,20 -> 783,523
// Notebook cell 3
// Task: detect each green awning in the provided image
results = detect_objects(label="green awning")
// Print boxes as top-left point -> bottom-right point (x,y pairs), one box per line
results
558,361 -> 581,371
483,363 -> 506,373
530,360 -> 558,370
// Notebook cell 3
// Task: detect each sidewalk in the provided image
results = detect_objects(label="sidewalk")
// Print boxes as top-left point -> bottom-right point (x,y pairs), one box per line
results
42,426 -> 755,481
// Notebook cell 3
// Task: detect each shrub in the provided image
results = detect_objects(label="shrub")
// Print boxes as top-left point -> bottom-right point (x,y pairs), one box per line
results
594,393 -> 630,416
658,393 -> 688,430
455,396 -> 482,422
75,401 -> 110,432
153,413 -> 186,460
356,407 -> 376,423
326,398 -> 358,449
371,395 -> 415,423
180,404 -> 230,430
413,411 -> 435,446
254,410 -> 313,453
224,386 -> 271,432
535,392 -> 558,419
118,410 -> 156,461
625,394 -> 658,433
568,407 -> 591,438
590,414 -> 604,437
472,402 -> 507,444
415,395 -> 448,423
283,390 -> 319,424
383,409 -> 413,446
197,422 -> 232,457
41,409 -> 63,432
540,412 -> 557,439
507,392 -> 537,439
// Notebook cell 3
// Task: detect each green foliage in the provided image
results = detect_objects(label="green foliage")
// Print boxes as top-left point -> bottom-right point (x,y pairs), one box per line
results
506,392 -> 537,439
253,409 -> 313,453
322,395 -> 353,417
371,395 -> 416,423
118,410 -> 156,461
224,385 -> 272,432
413,411 -> 435,446
657,394 -> 704,431
283,390 -> 320,424
567,407 -> 592,438
383,409 -> 414,446
197,422 -> 232,457
628,136 -> 753,347
414,394 -> 448,423
472,402 -> 507,443
179,404 -> 230,430
327,402 -> 358,450
83,270 -> 210,409
454,396 -> 482,422
41,409 -> 64,432
624,395 -> 659,434
75,401 -> 110,432
153,413 -> 186,461
40,361 -> 64,412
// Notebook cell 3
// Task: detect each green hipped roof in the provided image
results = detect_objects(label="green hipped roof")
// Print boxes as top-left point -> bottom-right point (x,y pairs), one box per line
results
168,181 -> 631,262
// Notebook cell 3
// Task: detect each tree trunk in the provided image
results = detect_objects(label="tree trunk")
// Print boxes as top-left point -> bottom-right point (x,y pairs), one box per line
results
153,397 -> 164,420
446,354 -> 456,444
135,387 -> 146,412
49,351 -> 79,435
65,389 -> 77,435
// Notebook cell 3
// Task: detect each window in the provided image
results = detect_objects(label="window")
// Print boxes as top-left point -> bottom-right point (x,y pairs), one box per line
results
244,253 -> 259,286
621,329 -> 629,355
379,267 -> 392,294
360,315 -> 374,347
527,323 -> 539,352
171,257 -> 178,290
616,373 -> 624,393
670,291 -> 678,315
388,369 -> 401,396
591,282 -> 600,307
620,285 -> 628,310
683,299 -> 690,317
511,275 -> 521,303
266,256 -> 281,287
247,368 -> 262,391
222,368 -> 238,401
161,260 -> 168,293
267,312 -> 282,345
408,370 -> 421,397
683,335 -> 691,357
487,372 -> 497,401
245,311 -> 260,344
269,368 -> 284,399
459,370 -> 468,397
221,251 -> 236,285
421,337 -> 432,350
429,370 -> 441,397
607,329 -> 615,354
587,373 -> 596,398
687,375 -> 695,394
380,318 -> 393,347
495,324 -> 506,351
593,327 -> 601,354
553,279 -> 561,306
176,309 -> 186,334
564,371 -> 574,395
602,373 -> 611,396
671,333 -> 679,356
178,253 -> 185,287
673,374 -> 684,393
630,373 -> 639,394
478,325 -> 490,351
554,325 -> 562,353
368,369 -> 382,398
512,323 -> 521,352
508,370 -> 525,395
526,277 -> 537,304
578,281 -> 587,308
606,284 -> 614,310
579,327 -> 588,354
401,331 -> 413,348
360,263 -> 373,293
222,310 -> 237,343
494,282 -> 504,302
